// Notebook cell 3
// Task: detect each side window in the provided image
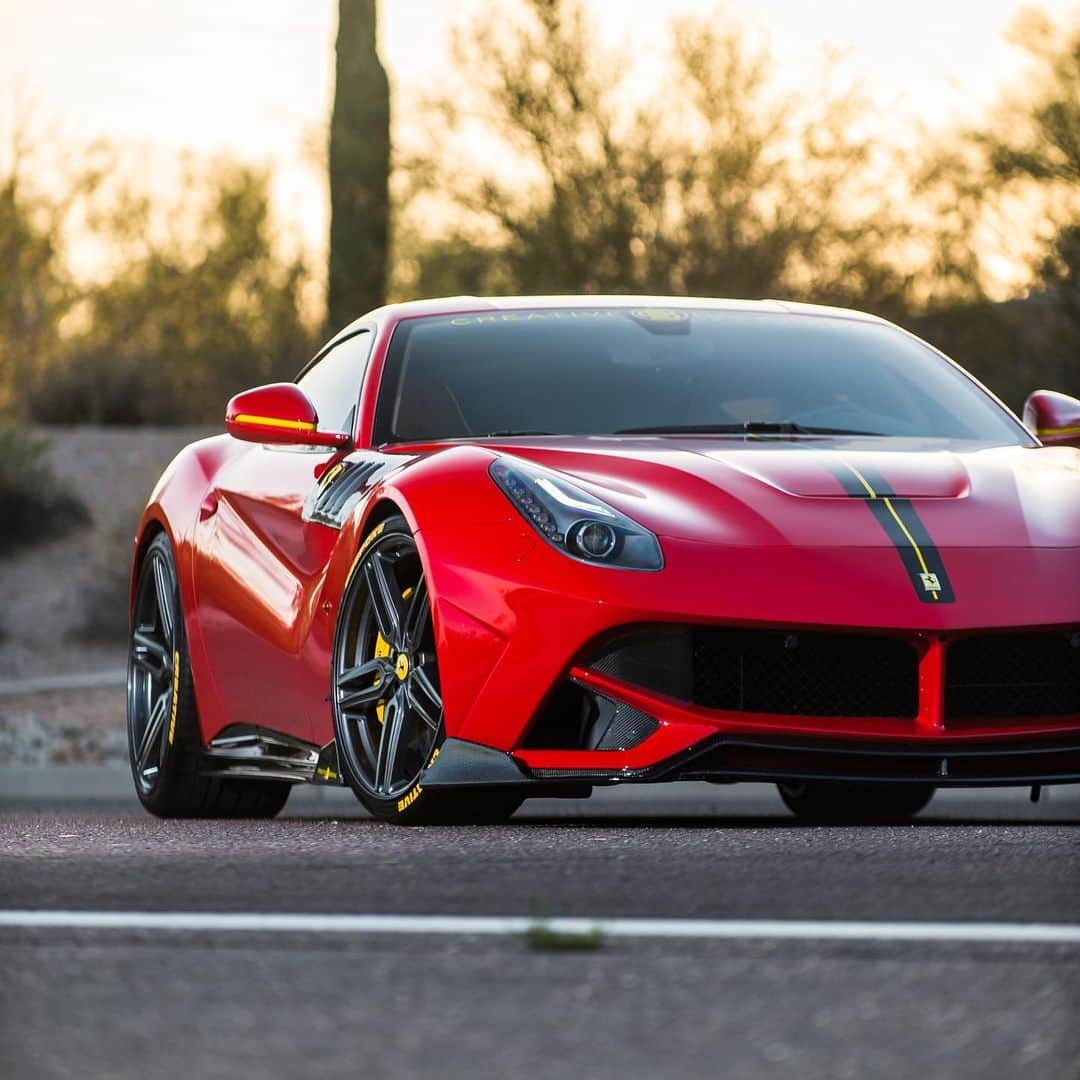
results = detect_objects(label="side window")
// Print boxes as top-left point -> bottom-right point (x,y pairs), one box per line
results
296,330 -> 373,435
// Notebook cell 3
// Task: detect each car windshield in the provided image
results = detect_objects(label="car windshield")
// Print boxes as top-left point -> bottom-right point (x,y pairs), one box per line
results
373,307 -> 1028,446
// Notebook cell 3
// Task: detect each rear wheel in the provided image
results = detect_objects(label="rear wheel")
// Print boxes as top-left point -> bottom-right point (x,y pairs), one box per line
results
127,532 -> 291,819
777,781 -> 934,823
332,515 -> 523,825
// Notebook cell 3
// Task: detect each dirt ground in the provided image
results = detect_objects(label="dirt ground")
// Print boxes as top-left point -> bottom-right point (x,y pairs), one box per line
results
0,425 -> 215,680
0,427 -> 213,765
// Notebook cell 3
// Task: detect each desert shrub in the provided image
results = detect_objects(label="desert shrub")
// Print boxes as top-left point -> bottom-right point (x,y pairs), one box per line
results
0,426 -> 90,556
74,509 -> 140,642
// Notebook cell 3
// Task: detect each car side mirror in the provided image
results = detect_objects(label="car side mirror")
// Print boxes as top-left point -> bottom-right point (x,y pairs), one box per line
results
225,383 -> 351,449
1023,389 -> 1080,448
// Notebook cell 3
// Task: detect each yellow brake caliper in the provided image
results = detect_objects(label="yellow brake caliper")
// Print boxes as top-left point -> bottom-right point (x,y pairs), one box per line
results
374,586 -> 413,724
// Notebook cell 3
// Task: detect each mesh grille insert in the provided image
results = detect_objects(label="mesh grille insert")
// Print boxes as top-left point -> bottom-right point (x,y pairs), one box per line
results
590,627 -> 919,719
691,629 -> 918,718
946,632 -> 1080,720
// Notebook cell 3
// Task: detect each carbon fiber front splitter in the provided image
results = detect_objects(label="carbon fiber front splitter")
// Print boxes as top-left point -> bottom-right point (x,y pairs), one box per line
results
428,734 -> 1080,789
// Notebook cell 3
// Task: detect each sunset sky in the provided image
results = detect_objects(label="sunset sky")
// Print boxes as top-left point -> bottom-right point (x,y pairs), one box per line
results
2,0 -> 1076,264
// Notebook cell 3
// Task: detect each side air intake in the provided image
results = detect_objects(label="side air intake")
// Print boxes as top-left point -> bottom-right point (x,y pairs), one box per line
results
523,681 -> 659,751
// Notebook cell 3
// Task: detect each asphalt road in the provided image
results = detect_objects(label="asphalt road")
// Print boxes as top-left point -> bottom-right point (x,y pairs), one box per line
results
2,784 -> 1079,1079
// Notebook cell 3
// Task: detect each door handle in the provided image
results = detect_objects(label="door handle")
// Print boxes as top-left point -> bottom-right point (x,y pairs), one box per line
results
199,492 -> 220,521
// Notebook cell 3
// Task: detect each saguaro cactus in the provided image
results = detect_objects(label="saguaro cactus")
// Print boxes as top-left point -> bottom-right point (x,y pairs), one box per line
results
327,0 -> 390,331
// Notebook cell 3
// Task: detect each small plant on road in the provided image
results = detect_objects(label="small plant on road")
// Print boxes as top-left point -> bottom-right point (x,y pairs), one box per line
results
524,922 -> 607,952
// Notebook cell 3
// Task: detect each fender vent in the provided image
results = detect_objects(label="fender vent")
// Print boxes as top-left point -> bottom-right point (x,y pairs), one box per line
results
308,461 -> 383,525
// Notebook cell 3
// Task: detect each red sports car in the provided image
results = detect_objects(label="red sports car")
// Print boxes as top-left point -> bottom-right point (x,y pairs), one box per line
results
127,296 -> 1080,823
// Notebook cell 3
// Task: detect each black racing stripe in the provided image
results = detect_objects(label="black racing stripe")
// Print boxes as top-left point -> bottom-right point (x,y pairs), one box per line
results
856,462 -> 955,602
884,498 -> 955,603
827,462 -> 955,604
867,500 -> 953,604
830,466 -> 870,498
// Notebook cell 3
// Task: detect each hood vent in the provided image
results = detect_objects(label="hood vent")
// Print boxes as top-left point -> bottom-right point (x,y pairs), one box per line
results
712,451 -> 971,499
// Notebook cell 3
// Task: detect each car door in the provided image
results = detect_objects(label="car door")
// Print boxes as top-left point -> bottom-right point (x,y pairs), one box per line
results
193,329 -> 374,743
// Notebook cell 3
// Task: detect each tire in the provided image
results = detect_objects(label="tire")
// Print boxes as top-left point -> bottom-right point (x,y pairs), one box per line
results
127,532 -> 291,819
332,515 -> 523,825
777,781 -> 934,823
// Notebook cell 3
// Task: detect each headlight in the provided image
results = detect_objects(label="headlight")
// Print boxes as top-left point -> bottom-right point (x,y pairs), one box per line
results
489,456 -> 663,571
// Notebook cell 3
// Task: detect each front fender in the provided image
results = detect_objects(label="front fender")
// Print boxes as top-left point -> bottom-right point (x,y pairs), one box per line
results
132,434 -> 240,743
319,446 -> 539,744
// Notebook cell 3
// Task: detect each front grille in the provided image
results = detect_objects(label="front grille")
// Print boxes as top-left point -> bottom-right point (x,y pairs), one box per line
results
588,626 -> 1080,725
691,629 -> 918,719
589,629 -> 693,701
590,627 -> 919,719
946,631 -> 1080,721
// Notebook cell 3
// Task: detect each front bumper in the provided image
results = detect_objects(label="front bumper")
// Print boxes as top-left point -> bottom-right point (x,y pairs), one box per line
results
420,526 -> 1080,785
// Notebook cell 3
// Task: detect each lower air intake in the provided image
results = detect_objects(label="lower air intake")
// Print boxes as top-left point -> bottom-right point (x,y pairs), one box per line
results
523,681 -> 658,751
692,629 -> 919,718
946,631 -> 1080,721
590,627 -> 919,719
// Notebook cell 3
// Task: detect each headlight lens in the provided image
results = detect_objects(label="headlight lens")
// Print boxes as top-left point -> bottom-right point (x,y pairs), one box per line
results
489,457 -> 663,570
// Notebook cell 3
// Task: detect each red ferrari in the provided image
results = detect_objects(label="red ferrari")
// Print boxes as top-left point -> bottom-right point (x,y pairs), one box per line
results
128,296 -> 1080,823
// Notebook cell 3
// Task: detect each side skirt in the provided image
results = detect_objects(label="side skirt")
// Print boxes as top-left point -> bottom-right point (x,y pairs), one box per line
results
202,726 -> 322,784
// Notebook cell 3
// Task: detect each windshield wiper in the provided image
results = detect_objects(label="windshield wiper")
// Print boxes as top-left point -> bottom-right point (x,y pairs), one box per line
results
614,424 -> 744,434
613,422 -> 885,436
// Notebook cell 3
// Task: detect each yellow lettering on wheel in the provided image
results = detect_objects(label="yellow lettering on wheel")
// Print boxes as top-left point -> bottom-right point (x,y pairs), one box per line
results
168,652 -> 180,744
397,785 -> 422,813
355,521 -> 387,563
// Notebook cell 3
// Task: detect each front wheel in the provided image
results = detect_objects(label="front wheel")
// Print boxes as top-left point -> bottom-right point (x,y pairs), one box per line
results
777,781 -> 934,823
332,516 -> 523,825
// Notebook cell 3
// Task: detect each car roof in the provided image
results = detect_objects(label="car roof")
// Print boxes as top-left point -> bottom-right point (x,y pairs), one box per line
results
328,295 -> 889,347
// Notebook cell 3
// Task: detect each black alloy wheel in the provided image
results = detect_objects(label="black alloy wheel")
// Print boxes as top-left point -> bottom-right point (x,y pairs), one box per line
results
127,532 -> 291,819
333,515 -> 523,824
128,536 -> 182,798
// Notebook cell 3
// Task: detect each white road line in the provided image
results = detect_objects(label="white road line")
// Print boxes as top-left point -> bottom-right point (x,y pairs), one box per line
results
0,911 -> 1078,943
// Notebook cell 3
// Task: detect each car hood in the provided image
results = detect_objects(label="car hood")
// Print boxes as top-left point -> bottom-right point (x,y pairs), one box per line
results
481,436 -> 1080,550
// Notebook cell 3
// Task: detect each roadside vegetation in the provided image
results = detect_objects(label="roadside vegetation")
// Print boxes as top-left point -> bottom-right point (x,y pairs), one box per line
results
393,1 -> 1079,411
0,426 -> 89,558
0,0 -> 1075,430
1,147 -> 317,427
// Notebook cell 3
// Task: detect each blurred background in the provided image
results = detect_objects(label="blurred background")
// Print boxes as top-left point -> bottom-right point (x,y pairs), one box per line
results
0,0 -> 1077,764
